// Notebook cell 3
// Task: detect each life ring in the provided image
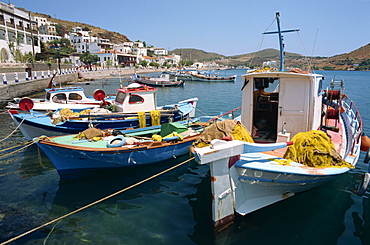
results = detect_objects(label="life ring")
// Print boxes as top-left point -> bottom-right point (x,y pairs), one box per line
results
106,135 -> 126,148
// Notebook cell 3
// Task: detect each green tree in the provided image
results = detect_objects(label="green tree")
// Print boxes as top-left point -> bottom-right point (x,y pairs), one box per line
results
139,60 -> 148,67
180,60 -> 194,67
55,24 -> 66,37
149,62 -> 159,68
80,51 -> 99,70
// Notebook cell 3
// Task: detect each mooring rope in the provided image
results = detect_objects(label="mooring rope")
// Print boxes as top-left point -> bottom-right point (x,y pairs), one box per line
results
0,157 -> 195,245
0,141 -> 35,160
0,113 -> 48,143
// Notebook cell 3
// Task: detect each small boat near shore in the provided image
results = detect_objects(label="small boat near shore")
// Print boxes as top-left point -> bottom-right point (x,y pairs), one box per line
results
8,83 -> 198,141
190,71 -> 237,82
134,73 -> 184,87
192,12 -> 367,230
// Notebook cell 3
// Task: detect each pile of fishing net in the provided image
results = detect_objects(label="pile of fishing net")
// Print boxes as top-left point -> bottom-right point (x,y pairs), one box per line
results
51,108 -> 92,124
194,120 -> 254,148
283,130 -> 354,168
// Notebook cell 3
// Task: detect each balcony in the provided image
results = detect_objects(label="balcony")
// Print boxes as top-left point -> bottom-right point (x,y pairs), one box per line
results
6,21 -> 15,28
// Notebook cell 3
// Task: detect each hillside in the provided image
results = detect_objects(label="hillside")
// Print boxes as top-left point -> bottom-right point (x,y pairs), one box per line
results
24,9 -> 370,70
28,11 -> 130,44
172,45 -> 370,70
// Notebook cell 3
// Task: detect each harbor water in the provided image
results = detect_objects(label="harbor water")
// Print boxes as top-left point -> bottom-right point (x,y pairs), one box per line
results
0,69 -> 370,244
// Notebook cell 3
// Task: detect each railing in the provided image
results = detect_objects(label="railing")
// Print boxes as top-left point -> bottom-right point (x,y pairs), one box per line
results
205,106 -> 242,124
341,94 -> 363,155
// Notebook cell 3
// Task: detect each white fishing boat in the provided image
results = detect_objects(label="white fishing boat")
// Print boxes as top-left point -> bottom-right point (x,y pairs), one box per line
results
6,73 -> 113,111
133,73 -> 184,87
190,71 -> 237,82
192,12 -> 368,230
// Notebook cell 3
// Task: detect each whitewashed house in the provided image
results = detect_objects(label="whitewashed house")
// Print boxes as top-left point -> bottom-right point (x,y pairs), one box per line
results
0,2 -> 41,62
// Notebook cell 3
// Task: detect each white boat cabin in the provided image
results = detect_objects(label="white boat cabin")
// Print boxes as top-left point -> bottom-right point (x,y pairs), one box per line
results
240,70 -> 324,142
43,86 -> 93,104
114,83 -> 157,113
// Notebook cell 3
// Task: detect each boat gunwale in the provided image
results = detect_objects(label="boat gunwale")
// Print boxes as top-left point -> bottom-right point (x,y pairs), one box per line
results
36,134 -> 200,152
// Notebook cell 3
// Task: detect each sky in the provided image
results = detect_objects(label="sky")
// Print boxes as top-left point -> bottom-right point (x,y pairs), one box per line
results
8,0 -> 370,57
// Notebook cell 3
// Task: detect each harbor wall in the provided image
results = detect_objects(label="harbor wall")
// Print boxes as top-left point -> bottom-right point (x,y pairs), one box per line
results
0,72 -> 78,107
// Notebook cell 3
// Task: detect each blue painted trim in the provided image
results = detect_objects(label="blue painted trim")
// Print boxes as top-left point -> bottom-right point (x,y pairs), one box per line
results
238,175 -> 338,184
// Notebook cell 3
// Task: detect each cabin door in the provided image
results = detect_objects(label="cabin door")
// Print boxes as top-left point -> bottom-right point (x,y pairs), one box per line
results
278,78 -> 310,137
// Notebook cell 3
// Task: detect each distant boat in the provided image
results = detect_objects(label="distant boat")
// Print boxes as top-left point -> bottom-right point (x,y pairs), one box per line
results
8,83 -> 198,141
134,73 -> 184,87
163,71 -> 193,81
192,12 -> 366,230
190,71 -> 237,82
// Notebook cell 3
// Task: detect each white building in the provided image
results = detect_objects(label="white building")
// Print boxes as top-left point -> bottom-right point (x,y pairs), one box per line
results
0,2 -> 40,62
94,50 -> 136,68
70,26 -> 112,53
150,47 -> 168,56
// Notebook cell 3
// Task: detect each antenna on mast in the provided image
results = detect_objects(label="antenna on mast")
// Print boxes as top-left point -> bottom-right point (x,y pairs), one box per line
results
263,12 -> 300,71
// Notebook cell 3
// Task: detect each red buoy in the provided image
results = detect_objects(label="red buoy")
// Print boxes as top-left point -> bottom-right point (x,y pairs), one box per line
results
18,98 -> 34,111
93,89 -> 106,101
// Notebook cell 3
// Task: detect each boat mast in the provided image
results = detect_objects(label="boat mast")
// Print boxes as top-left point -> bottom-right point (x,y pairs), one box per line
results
263,12 -> 299,71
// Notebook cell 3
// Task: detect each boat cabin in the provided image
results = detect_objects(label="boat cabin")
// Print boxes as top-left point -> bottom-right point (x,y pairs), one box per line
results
114,83 -> 157,113
44,86 -> 91,104
240,70 -> 324,142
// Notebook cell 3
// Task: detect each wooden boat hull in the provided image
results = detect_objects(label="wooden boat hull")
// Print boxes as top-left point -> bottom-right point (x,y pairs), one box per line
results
35,134 -> 199,177
230,152 -> 349,215
8,99 -> 197,141
191,74 -> 237,82
137,79 -> 184,87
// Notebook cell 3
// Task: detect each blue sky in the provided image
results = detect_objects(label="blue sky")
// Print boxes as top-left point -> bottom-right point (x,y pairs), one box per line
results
9,0 -> 370,57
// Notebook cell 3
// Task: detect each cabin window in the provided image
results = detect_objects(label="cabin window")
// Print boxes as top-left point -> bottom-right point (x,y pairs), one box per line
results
129,94 -> 144,104
318,79 -> 323,96
115,92 -> 126,104
69,93 -> 83,100
52,93 -> 67,103
254,78 -> 279,93
46,92 -> 51,101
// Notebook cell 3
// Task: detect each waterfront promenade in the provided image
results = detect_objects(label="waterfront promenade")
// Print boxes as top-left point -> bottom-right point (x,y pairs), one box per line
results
0,67 -> 167,107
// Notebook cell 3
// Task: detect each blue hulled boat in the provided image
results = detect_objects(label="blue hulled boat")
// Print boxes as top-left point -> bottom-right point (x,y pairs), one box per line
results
8,83 -> 198,141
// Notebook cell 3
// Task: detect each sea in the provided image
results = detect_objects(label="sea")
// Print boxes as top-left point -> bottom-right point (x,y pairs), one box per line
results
0,69 -> 369,245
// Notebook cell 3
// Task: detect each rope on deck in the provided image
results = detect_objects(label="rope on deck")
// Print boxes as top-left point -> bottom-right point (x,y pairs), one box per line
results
0,156 -> 196,245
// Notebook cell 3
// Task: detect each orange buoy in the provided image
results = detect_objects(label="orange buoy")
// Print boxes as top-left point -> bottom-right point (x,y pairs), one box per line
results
361,134 -> 370,152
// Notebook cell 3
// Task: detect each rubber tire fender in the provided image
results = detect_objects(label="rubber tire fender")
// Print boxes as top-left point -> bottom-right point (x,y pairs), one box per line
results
106,135 -> 126,148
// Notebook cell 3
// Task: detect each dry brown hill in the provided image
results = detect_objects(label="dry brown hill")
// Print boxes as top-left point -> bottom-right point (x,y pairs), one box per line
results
30,11 -> 130,43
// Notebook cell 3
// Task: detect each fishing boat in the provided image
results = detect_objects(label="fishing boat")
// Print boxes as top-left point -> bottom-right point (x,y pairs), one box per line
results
192,12 -> 367,230
35,120 -> 202,178
6,86 -> 115,111
134,73 -> 184,87
190,71 -> 237,82
8,83 -> 198,141
163,70 -> 193,81
6,73 -> 114,111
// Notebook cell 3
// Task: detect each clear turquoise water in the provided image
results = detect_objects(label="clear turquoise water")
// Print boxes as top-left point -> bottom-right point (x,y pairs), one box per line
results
0,69 -> 369,244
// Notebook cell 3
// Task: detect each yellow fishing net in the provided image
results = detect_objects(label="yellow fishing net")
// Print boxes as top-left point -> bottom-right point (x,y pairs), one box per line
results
283,130 -> 353,168
150,110 -> 160,126
194,120 -> 254,148
52,108 -> 92,124
138,111 -> 146,128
